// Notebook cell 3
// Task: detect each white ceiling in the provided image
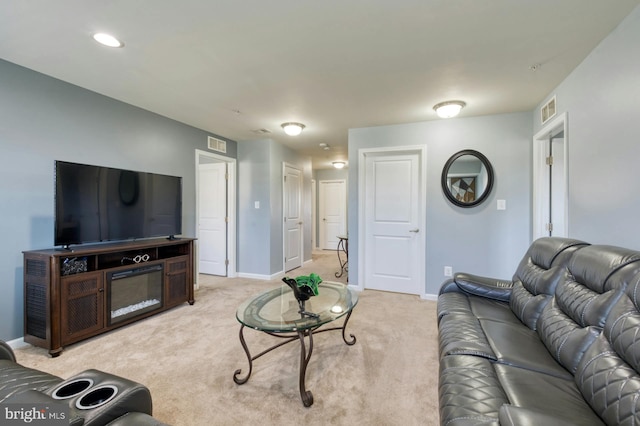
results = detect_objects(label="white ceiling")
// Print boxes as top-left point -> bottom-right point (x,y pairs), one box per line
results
1,1 -> 638,168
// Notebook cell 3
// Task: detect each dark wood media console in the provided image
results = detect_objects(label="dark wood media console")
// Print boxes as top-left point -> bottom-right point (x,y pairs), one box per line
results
23,238 -> 195,357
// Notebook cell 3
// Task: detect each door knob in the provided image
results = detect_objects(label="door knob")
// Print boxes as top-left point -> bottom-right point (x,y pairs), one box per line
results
409,229 -> 419,233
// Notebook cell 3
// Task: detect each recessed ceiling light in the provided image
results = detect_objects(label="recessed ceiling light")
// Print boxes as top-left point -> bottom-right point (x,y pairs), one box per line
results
92,33 -> 124,48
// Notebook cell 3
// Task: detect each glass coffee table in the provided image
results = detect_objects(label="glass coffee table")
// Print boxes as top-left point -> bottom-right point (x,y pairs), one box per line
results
233,281 -> 358,407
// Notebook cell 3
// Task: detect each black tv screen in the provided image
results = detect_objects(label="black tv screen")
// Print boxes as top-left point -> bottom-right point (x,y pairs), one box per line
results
55,161 -> 182,247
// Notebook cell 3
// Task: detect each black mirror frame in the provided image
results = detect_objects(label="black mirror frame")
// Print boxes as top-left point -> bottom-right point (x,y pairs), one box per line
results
441,149 -> 494,208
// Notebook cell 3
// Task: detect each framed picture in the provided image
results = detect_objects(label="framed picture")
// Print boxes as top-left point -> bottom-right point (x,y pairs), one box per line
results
449,176 -> 477,203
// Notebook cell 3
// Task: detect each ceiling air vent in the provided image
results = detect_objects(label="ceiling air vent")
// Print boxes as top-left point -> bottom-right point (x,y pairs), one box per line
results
207,136 -> 227,153
541,95 -> 556,125
252,128 -> 272,135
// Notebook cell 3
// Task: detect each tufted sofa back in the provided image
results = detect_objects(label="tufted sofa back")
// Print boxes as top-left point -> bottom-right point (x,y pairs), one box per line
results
537,245 -> 640,375
574,273 -> 640,424
509,237 -> 589,329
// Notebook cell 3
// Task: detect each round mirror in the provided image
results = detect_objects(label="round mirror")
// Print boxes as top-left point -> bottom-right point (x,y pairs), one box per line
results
441,149 -> 494,208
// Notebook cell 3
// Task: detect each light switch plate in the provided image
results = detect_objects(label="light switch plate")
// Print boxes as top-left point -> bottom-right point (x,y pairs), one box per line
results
497,199 -> 506,210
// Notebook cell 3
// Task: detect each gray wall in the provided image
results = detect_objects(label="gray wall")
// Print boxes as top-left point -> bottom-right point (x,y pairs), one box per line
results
0,59 -> 236,341
237,139 -> 312,276
348,112 -> 532,295
237,140 -> 272,275
533,5 -> 640,248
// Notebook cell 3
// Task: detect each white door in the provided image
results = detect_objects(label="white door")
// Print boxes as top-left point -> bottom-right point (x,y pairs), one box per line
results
319,180 -> 346,250
533,113 -> 568,239
284,164 -> 303,272
361,149 -> 425,295
198,162 -> 227,275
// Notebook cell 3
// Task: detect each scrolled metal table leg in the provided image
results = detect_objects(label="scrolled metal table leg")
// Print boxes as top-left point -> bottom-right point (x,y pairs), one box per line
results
298,329 -> 314,407
233,325 -> 253,384
341,310 -> 357,345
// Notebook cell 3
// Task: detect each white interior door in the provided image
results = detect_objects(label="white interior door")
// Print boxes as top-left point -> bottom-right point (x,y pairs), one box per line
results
198,162 -> 227,276
319,180 -> 346,250
361,149 -> 425,295
284,164 -> 303,272
533,113 -> 568,239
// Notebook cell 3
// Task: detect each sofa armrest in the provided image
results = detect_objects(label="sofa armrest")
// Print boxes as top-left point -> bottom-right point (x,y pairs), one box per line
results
0,340 -> 16,362
454,272 -> 513,302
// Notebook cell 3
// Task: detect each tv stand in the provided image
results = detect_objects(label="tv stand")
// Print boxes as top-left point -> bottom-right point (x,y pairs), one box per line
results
23,238 -> 195,357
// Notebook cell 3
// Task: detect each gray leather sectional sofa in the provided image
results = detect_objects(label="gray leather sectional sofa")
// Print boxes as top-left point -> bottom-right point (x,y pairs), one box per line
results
438,237 -> 640,425
0,340 -> 166,425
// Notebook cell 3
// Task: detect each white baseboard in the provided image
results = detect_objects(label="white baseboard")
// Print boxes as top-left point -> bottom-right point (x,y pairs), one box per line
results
421,293 -> 438,301
237,271 -> 283,281
6,337 -> 29,350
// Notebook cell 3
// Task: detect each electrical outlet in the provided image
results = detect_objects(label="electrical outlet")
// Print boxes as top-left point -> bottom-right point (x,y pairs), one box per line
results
444,266 -> 453,277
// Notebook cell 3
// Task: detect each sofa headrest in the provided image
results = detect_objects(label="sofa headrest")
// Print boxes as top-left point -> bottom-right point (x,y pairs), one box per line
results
568,245 -> 640,294
526,237 -> 589,270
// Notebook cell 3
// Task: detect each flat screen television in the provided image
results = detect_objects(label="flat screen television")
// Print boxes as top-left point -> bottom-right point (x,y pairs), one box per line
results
54,161 -> 182,248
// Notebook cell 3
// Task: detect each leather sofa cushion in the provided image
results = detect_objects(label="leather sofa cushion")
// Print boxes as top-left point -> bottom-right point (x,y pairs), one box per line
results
467,298 -> 519,324
439,355 -> 507,426
0,360 -> 62,403
576,334 -> 640,425
480,320 -> 572,379
495,364 -> 604,425
499,404 -> 604,426
439,314 -> 496,360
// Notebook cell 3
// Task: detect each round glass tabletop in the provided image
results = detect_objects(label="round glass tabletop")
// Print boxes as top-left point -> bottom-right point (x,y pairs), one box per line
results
236,281 -> 358,332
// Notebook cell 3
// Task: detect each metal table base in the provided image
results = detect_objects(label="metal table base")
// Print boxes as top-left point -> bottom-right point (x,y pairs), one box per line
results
233,311 -> 356,407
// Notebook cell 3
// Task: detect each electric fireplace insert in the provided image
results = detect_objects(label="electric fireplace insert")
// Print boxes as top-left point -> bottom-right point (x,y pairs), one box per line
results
107,264 -> 163,325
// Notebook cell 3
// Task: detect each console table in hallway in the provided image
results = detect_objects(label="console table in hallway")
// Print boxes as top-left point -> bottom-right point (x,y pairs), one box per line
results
335,234 -> 348,280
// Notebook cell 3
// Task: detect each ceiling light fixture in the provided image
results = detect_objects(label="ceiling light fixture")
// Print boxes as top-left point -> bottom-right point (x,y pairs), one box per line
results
332,161 -> 346,169
433,100 -> 466,118
92,33 -> 124,48
281,122 -> 305,136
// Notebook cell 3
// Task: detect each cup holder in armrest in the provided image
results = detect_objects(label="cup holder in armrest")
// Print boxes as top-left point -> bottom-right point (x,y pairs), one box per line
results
51,378 -> 94,400
75,385 -> 119,410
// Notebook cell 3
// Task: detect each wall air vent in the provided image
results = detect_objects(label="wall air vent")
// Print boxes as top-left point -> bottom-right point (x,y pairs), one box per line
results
208,136 -> 227,153
541,95 -> 557,125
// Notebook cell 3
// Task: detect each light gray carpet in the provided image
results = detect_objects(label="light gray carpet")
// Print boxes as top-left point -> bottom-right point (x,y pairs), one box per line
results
14,251 -> 440,425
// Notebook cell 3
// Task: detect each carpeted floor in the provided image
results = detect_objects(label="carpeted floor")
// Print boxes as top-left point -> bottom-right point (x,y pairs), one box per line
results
14,251 -> 440,425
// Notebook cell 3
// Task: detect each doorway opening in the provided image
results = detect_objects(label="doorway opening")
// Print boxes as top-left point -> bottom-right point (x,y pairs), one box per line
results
195,149 -> 237,287
533,113 -> 568,240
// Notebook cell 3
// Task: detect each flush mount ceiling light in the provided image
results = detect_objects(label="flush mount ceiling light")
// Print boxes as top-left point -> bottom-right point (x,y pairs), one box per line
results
433,100 -> 466,118
332,161 -> 346,169
92,33 -> 124,48
281,122 -> 305,136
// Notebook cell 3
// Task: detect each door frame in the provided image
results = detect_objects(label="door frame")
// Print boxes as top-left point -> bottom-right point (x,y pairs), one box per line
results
282,162 -> 304,273
195,149 -> 237,288
357,145 -> 427,296
532,112 -> 569,240
311,179 -> 317,250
